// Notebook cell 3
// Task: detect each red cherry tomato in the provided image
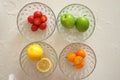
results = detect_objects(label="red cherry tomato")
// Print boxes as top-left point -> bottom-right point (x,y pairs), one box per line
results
41,15 -> 47,23
27,15 -> 34,24
34,17 -> 41,25
31,25 -> 38,31
39,23 -> 47,30
34,11 -> 42,18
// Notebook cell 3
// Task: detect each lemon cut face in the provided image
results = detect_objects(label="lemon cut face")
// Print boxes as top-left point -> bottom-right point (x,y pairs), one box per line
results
36,58 -> 52,72
27,43 -> 44,60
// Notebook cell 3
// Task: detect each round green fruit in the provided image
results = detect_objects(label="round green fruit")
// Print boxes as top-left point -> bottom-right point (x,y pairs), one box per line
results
76,17 -> 89,32
60,13 -> 75,29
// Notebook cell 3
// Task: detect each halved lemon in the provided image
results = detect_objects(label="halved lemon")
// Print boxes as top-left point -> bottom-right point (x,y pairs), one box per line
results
36,58 -> 52,72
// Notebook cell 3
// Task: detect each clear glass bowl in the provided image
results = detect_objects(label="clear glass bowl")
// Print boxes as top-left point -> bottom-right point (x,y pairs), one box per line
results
17,2 -> 56,41
57,4 -> 96,42
19,41 -> 58,80
59,43 -> 96,80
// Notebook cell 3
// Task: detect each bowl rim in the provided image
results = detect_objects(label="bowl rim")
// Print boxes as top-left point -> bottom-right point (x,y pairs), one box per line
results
59,42 -> 97,79
19,41 -> 58,79
17,2 -> 57,41
57,4 -> 96,42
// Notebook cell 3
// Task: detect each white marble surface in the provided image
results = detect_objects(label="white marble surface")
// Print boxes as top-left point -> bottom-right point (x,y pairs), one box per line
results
0,0 -> 120,80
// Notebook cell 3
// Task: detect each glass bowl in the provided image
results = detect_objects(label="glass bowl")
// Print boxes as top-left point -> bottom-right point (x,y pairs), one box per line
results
17,2 -> 56,41
19,41 -> 58,80
57,4 -> 96,42
59,43 -> 96,80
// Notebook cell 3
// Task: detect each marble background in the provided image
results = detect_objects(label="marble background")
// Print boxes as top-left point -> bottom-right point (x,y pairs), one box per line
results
0,0 -> 120,80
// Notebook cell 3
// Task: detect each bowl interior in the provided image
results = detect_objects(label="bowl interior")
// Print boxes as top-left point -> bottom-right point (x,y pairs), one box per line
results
59,43 -> 96,80
20,41 -> 58,80
57,4 -> 95,42
17,2 -> 56,41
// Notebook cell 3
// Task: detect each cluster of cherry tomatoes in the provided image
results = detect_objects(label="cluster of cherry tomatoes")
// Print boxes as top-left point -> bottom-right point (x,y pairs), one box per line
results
27,11 -> 47,31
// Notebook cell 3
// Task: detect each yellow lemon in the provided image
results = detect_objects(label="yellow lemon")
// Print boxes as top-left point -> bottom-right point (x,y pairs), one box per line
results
27,43 -> 44,60
36,58 -> 52,72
